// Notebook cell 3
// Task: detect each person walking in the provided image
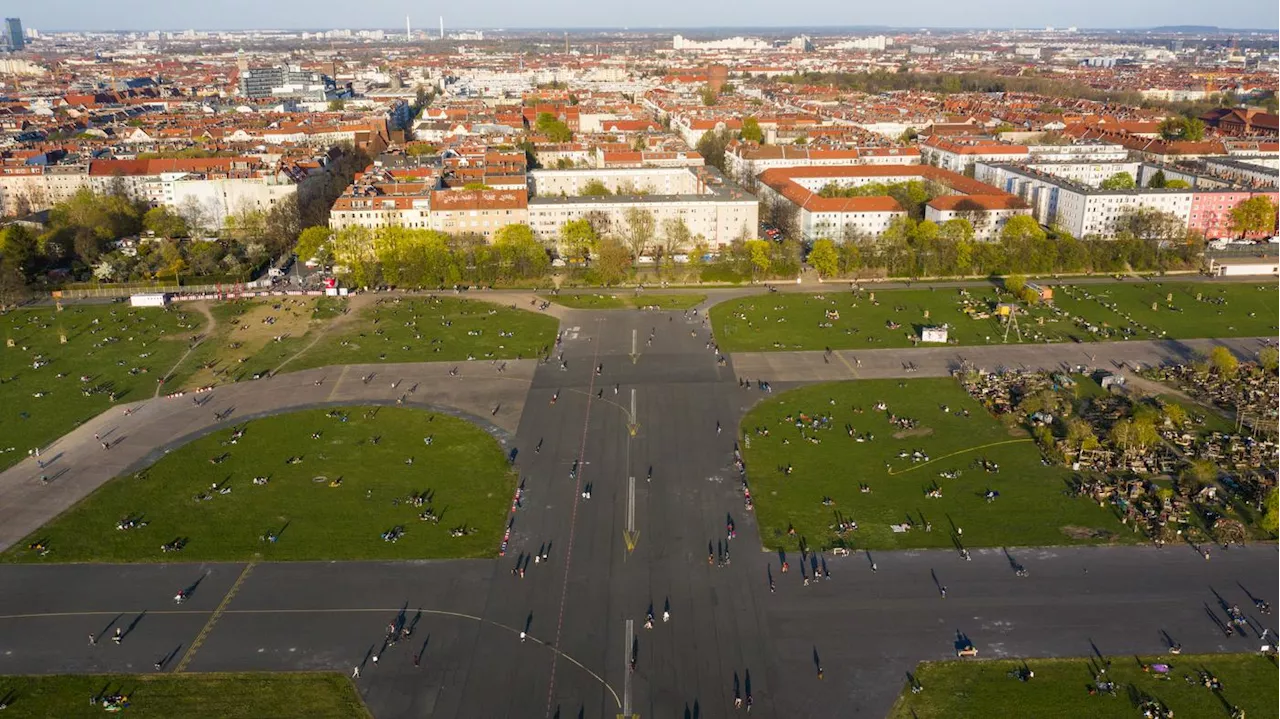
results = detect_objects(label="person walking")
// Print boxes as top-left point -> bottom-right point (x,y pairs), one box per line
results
352,665 -> 361,679
112,628 -> 123,644
88,633 -> 96,646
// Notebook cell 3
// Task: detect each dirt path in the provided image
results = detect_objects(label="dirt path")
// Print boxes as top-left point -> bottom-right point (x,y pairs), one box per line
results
271,294 -> 373,375
1125,374 -> 1236,424
154,301 -> 216,398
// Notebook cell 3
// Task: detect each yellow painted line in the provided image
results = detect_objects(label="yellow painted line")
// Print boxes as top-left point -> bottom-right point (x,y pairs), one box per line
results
326,365 -> 351,402
886,439 -> 1035,476
833,351 -> 860,378
173,562 -> 255,673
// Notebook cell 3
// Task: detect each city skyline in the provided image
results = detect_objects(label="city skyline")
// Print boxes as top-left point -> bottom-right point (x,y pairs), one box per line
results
15,0 -> 1280,34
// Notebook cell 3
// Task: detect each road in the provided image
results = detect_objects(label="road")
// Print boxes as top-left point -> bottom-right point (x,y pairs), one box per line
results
0,300 -> 1275,719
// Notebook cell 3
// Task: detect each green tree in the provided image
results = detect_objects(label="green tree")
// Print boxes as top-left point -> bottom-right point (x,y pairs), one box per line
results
695,128 -> 733,172
1164,179 -> 1191,189
593,236 -> 632,285
700,86 -> 717,106
1259,345 -> 1279,372
294,226 -> 332,264
535,112 -> 573,142
808,238 -> 838,277
559,218 -> 598,262
493,223 -> 549,279
1228,196 -> 1278,239
1262,487 -> 1279,536
581,179 -> 612,197
1004,273 -> 1027,295
1,224 -> 40,281
142,206 -> 188,238
1209,346 -> 1239,377
1158,116 -> 1205,142
1147,169 -> 1167,188
1065,417 -> 1099,452
406,143 -> 438,156
745,239 -> 771,278
462,182 -> 493,191
1099,172 -> 1137,190
740,117 -> 763,143
327,99 -> 346,111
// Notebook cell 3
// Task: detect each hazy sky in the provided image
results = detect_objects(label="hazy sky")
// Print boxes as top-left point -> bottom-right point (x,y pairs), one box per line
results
18,0 -> 1280,32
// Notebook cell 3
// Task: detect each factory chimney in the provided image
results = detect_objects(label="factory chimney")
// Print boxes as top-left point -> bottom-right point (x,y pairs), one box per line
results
439,16 -> 444,40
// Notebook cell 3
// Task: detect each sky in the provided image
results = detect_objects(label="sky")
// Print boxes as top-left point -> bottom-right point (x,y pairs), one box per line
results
17,0 -> 1280,33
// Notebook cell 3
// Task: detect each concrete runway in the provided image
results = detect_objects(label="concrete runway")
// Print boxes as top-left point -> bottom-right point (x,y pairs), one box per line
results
0,300 -> 1275,719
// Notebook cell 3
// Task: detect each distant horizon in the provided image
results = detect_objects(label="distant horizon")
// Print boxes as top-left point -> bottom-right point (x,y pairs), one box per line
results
14,0 -> 1278,36
21,24 -> 1280,35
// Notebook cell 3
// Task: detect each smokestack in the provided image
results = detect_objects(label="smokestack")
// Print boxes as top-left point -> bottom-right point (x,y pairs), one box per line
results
439,16 -> 444,40
406,16 -> 411,42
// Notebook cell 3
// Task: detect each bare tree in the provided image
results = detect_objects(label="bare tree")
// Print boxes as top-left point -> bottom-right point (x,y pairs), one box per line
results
622,207 -> 656,264
659,217 -> 692,262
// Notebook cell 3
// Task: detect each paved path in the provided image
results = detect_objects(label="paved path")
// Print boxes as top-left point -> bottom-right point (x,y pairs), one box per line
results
0,299 -> 1275,719
0,360 -> 536,552
731,336 -> 1272,384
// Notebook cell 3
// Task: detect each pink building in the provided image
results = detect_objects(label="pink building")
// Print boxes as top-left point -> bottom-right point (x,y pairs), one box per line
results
1188,191 -> 1279,240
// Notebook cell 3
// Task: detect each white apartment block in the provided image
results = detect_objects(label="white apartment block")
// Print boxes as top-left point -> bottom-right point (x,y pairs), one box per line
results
529,167 -> 704,197
975,161 -> 1144,190
528,195 -> 757,250
724,144 -> 919,184
984,164 -> 1194,238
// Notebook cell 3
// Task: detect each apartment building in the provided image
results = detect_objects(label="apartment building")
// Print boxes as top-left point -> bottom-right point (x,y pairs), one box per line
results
0,159 -> 298,225
921,137 -> 1128,174
756,165 -> 1024,242
529,167 -> 704,197
982,165 -> 1189,237
724,142 -> 920,184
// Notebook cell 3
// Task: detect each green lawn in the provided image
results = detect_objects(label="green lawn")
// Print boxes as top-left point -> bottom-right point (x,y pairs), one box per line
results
0,672 -> 368,718
3,407 -> 516,562
0,304 -> 205,471
541,293 -> 706,310
1053,281 -> 1279,342
711,282 -> 1278,352
740,379 -> 1128,551
889,654 -> 1278,719
288,296 -> 559,369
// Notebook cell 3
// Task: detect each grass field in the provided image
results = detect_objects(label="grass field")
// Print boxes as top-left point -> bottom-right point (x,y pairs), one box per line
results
164,297 -> 349,391
2,407 -> 516,562
711,282 -> 1278,352
287,296 -> 559,370
739,379 -> 1128,551
0,304 -> 205,471
1054,281 -> 1279,342
889,654 -> 1278,719
541,293 -> 706,310
0,672 -> 368,718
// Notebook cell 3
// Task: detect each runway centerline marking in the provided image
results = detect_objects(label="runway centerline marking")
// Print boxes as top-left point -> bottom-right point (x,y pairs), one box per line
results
546,323 -> 602,718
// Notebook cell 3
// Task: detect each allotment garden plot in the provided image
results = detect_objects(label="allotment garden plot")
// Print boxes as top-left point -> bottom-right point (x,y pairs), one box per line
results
3,406 -> 515,563
0,304 -> 205,471
289,295 -> 559,369
740,379 -> 1127,551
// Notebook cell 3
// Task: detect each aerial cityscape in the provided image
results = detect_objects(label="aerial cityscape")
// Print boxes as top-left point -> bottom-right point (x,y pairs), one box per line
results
0,6 -> 1277,718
